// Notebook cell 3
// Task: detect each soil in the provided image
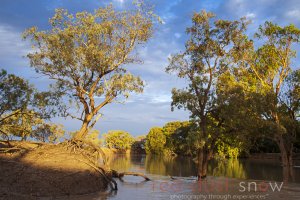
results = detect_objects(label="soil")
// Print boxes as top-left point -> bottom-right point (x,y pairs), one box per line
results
0,141 -> 110,200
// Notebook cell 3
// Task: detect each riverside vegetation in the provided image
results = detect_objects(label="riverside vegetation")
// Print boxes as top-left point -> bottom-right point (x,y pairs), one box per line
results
0,1 -> 300,198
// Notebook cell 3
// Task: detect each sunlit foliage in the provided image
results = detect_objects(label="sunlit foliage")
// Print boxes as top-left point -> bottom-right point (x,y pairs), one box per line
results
103,130 -> 134,151
23,3 -> 159,139
0,69 -> 63,142
145,127 -> 166,154
166,10 -> 249,178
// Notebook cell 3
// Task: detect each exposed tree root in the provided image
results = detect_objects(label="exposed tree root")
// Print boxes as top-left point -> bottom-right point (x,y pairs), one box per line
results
73,157 -> 118,190
59,139 -> 151,191
0,147 -> 23,153
62,139 -> 107,165
0,139 -> 151,193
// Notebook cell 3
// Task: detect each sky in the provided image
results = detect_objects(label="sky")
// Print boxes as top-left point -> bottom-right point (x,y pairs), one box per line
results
0,0 -> 300,136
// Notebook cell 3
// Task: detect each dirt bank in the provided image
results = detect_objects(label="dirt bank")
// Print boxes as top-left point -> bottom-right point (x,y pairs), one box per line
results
0,141 -> 110,199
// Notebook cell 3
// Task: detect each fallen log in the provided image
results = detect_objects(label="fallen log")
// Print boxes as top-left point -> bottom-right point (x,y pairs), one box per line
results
118,172 -> 151,181
111,170 -> 151,181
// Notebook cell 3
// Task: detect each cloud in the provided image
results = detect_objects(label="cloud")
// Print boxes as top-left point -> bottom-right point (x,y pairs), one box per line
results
0,25 -> 27,57
0,24 -> 31,73
114,0 -> 125,3
0,0 -> 299,135
0,23 -> 56,91
245,12 -> 256,19
286,10 -> 300,19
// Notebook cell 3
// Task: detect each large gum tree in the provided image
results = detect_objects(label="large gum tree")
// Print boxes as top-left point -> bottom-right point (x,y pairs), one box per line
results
24,3 -> 157,140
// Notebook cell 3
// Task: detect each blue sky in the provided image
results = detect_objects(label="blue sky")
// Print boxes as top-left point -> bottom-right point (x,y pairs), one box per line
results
0,0 -> 300,136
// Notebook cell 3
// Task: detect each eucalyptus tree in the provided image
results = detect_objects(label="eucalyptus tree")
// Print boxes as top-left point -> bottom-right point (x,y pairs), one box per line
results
0,69 -> 33,139
23,4 -> 158,140
219,22 -> 300,181
253,23 -> 300,171
166,11 -> 248,179
0,69 -> 62,141
279,69 -> 300,168
242,23 -> 299,166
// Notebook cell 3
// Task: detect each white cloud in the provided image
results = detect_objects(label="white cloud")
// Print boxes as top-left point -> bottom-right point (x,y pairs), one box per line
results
0,25 -> 30,58
114,0 -> 125,4
286,10 -> 300,19
246,12 -> 256,19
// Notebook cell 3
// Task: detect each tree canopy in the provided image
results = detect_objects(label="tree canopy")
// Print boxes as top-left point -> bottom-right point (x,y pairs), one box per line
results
103,130 -> 134,151
23,3 -> 158,139
0,69 -> 63,142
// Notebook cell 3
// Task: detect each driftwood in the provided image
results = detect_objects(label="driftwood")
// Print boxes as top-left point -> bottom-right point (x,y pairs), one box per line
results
170,176 -> 198,181
118,172 -> 151,181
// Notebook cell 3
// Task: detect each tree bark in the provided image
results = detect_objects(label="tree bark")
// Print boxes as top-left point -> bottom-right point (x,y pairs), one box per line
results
74,120 -> 90,140
277,135 -> 293,166
276,134 -> 294,182
197,148 -> 204,180
197,148 -> 209,180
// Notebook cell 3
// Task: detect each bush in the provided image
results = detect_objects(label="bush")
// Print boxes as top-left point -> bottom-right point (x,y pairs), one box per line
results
145,127 -> 166,154
103,130 -> 134,151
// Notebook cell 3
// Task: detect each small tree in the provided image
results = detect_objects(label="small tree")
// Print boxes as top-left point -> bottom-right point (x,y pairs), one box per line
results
145,127 -> 166,154
32,123 -> 65,143
103,130 -> 134,151
23,3 -> 158,140
0,69 -> 61,141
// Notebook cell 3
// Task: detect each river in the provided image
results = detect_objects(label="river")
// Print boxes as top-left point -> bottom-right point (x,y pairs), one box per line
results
71,154 -> 300,200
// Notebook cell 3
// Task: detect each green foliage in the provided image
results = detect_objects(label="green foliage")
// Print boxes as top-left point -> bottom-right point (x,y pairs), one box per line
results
103,130 -> 134,151
250,137 -> 280,153
144,119 -> 246,158
166,11 -> 250,170
0,69 -> 33,114
0,69 -> 62,141
216,141 -> 240,159
162,121 -> 189,152
216,20 -> 300,171
163,121 -> 194,155
32,123 -> 65,143
145,127 -> 166,154
23,3 -> 158,139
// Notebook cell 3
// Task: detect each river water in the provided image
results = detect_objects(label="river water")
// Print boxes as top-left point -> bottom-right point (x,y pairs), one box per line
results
73,154 -> 300,200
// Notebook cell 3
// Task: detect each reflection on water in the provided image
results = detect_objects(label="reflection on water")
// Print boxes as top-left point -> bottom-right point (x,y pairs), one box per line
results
145,155 -> 197,177
209,159 -> 247,179
100,154 -> 300,200
108,154 -> 300,183
75,154 -> 300,200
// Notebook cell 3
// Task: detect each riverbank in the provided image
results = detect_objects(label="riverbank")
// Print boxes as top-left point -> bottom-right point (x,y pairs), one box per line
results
249,153 -> 300,161
0,141 -> 110,199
